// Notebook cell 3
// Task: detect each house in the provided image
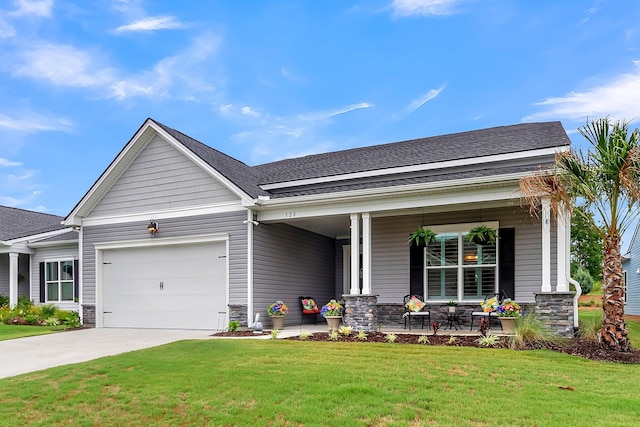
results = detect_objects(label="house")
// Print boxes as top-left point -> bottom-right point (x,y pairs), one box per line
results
64,118 -> 577,335
622,224 -> 640,316
0,206 -> 79,310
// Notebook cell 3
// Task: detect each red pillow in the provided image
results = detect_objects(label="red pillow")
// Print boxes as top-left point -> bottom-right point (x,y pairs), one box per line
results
302,298 -> 320,313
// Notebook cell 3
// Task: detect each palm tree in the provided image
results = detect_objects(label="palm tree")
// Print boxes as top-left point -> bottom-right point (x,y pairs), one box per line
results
520,117 -> 640,351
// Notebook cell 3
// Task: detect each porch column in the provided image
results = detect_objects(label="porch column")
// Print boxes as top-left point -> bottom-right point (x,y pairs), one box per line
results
556,203 -> 570,292
9,253 -> 19,308
361,212 -> 371,295
541,198 -> 551,292
350,213 -> 360,295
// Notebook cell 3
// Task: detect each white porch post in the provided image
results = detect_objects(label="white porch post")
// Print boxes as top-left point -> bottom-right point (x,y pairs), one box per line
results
361,212 -> 371,295
541,198 -> 552,292
9,253 -> 19,308
350,213 -> 360,295
556,203 -> 570,292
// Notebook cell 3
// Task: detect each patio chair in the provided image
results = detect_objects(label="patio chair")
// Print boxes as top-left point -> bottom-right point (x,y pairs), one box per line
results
470,295 -> 500,331
403,294 -> 430,331
299,296 -> 321,325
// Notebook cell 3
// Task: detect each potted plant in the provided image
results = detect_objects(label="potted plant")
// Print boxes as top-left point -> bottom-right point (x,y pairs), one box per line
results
495,298 -> 523,334
467,225 -> 497,245
267,300 -> 289,330
446,301 -> 458,313
320,299 -> 343,332
408,226 -> 438,247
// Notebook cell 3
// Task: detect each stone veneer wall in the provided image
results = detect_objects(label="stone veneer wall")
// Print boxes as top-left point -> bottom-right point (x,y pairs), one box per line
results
343,295 -> 378,332
82,304 -> 96,327
228,304 -> 248,327
534,292 -> 575,338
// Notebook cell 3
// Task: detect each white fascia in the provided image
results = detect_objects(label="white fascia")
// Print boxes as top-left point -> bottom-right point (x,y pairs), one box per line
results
260,146 -> 566,190
79,201 -> 246,227
3,228 -> 76,246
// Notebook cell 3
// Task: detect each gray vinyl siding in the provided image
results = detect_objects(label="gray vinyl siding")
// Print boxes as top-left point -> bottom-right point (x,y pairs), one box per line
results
89,135 -> 239,218
0,254 -> 8,296
623,241 -> 640,315
253,223 -> 335,326
81,210 -> 248,306
0,252 -> 34,299
30,244 -> 79,305
370,207 -> 556,304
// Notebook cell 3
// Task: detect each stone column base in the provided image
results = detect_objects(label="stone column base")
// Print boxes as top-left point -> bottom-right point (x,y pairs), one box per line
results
228,304 -> 248,327
343,294 -> 378,332
81,304 -> 96,327
534,292 -> 575,338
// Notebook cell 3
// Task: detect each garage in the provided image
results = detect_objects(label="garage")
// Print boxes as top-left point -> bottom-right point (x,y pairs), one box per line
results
99,240 -> 227,330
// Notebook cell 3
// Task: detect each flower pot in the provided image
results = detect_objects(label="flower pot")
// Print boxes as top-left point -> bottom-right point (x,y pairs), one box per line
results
324,315 -> 341,332
448,306 -> 456,313
498,317 -> 517,335
270,315 -> 285,330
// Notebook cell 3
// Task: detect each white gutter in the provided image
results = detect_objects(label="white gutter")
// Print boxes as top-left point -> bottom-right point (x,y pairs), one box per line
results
569,276 -> 582,330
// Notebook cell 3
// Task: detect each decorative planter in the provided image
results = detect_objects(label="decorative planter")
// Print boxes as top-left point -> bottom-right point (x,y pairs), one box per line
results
324,315 -> 341,332
270,315 -> 285,330
498,317 -> 517,335
448,306 -> 456,313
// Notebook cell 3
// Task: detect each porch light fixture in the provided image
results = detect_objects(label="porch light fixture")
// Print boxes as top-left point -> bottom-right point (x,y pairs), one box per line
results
463,252 -> 478,262
147,221 -> 159,237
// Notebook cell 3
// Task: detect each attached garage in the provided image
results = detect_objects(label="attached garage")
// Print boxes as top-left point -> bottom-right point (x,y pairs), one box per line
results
96,236 -> 228,330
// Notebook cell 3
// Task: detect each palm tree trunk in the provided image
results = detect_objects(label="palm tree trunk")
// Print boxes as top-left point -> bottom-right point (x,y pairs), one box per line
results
599,236 -> 630,351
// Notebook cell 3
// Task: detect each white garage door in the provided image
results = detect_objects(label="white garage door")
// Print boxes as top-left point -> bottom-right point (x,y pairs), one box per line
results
101,241 -> 227,330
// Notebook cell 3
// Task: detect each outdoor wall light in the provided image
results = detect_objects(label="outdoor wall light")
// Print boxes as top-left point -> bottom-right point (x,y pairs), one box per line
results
147,221 -> 159,237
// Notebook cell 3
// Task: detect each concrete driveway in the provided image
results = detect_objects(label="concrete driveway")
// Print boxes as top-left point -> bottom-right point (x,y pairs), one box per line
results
0,328 -> 212,379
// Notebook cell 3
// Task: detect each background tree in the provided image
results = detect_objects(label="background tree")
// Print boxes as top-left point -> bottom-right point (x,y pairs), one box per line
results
571,205 -> 603,283
520,117 -> 640,351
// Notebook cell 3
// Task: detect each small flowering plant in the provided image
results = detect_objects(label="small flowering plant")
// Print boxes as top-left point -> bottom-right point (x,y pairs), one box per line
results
495,299 -> 523,317
267,300 -> 289,316
320,299 -> 343,317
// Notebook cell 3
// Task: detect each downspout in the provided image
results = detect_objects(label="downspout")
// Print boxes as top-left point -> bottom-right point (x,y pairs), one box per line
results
246,209 -> 254,327
569,276 -> 582,330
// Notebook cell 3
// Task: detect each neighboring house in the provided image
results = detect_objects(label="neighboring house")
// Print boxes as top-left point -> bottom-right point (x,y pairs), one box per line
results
622,224 -> 640,316
0,206 -> 79,310
64,118 -> 576,334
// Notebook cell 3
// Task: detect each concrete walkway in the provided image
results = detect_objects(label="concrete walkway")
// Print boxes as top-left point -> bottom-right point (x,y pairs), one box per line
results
0,328 -> 212,379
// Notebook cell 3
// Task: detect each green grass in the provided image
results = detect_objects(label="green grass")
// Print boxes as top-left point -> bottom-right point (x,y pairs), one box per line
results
578,309 -> 640,345
0,324 -> 67,341
0,340 -> 639,426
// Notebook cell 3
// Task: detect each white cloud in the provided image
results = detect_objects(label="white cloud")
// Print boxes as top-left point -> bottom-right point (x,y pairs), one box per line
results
113,16 -> 186,34
241,106 -> 261,117
12,43 -> 116,88
0,111 -> 74,134
298,102 -> 372,121
0,158 -> 21,167
391,0 -> 461,17
9,0 -> 53,18
525,63 -> 640,122
0,190 -> 41,208
406,86 -> 445,114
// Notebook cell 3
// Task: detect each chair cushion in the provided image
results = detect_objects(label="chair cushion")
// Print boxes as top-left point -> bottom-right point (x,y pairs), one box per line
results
405,296 -> 426,312
301,299 -> 320,313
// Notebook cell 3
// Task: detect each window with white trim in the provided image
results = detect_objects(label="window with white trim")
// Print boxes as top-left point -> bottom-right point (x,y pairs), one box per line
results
45,260 -> 74,302
425,223 -> 498,301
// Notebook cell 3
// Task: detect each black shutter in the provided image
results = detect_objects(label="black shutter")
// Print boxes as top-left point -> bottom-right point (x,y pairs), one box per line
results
39,262 -> 45,303
74,260 -> 79,302
498,228 -> 515,299
409,244 -> 424,296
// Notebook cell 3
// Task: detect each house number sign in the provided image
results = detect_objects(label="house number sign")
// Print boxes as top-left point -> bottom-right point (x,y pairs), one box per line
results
285,212 -> 297,218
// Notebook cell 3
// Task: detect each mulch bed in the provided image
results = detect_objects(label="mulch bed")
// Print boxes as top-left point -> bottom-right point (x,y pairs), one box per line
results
214,331 -> 640,364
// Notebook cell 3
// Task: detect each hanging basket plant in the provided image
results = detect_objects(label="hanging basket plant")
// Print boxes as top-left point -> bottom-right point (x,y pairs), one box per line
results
408,226 -> 438,247
467,225 -> 498,245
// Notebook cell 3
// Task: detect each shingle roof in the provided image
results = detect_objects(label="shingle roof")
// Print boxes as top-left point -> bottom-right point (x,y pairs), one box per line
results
253,122 -> 569,184
150,120 -> 569,200
0,206 -> 65,241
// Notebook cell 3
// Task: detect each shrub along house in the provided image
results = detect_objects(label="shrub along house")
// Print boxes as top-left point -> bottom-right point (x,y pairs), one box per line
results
64,118 -> 577,336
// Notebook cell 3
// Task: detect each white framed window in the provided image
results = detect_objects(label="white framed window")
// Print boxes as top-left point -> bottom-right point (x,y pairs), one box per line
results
425,222 -> 499,301
45,260 -> 74,302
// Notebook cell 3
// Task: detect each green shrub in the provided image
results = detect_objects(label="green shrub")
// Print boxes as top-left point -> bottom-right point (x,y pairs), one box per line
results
39,304 -> 58,318
16,295 -> 33,311
228,320 -> 240,332
579,312 -> 602,341
0,295 -> 8,308
24,314 -> 42,325
508,314 -> 562,350
573,268 -> 594,295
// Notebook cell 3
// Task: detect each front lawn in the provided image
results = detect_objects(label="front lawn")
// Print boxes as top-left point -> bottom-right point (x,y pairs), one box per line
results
0,324 -> 67,341
0,339 -> 638,426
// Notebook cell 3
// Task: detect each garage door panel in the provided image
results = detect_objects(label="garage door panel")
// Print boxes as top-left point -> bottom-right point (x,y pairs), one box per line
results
101,241 -> 227,330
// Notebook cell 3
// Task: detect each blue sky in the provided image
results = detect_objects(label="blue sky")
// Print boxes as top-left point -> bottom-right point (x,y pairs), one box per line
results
1,1 -> 639,226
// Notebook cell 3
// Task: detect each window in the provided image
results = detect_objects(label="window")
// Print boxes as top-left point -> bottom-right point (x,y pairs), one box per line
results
45,260 -> 74,302
425,223 -> 498,301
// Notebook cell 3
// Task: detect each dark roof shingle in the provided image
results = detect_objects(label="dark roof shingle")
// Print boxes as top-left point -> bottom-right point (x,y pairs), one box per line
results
0,206 -> 65,241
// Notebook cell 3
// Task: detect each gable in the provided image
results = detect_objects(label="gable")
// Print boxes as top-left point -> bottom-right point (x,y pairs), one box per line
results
88,134 -> 240,218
